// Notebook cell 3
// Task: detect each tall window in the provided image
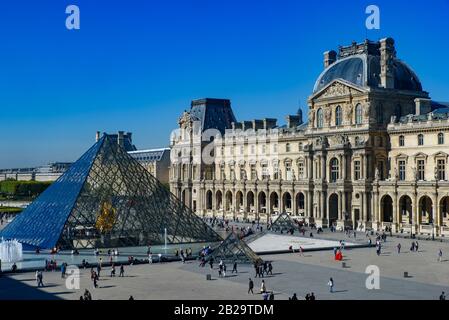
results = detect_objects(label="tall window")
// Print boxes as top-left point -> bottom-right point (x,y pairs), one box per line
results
330,158 -> 339,182
286,143 -> 291,152
377,103 -> 383,124
273,163 -> 279,179
298,161 -> 304,178
417,160 -> 425,181
398,160 -> 406,181
229,166 -> 235,180
250,164 -> 257,180
438,133 -> 444,145
437,159 -> 446,181
418,134 -> 424,146
285,162 -> 292,180
354,160 -> 361,180
355,104 -> 363,125
335,106 -> 342,126
298,142 -> 303,151
251,145 -> 255,154
273,144 -> 278,153
316,108 -> 323,128
261,164 -> 269,179
240,167 -> 246,180
399,135 -> 405,147
220,166 -> 225,180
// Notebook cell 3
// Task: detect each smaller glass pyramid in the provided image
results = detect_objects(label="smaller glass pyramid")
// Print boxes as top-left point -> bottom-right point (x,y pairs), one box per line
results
205,232 -> 263,265
269,212 -> 298,233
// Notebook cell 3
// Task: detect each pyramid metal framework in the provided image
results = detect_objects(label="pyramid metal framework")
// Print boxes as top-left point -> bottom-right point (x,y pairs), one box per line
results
205,232 -> 263,265
270,212 -> 298,233
1,134 -> 222,250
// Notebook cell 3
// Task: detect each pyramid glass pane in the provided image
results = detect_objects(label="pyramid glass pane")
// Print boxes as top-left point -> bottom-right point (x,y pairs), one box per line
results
1,135 -> 222,250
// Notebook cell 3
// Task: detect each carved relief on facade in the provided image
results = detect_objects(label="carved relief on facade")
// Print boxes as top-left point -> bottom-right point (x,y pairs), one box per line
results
320,81 -> 351,98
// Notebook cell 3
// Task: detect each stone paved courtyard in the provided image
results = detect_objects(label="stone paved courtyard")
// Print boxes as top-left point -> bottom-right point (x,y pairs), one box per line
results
1,230 -> 448,300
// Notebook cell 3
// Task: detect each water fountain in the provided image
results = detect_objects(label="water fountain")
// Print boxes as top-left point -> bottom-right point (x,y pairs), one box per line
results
0,238 -> 23,263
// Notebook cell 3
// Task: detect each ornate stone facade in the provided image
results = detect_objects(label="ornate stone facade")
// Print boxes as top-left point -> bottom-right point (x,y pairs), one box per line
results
169,39 -> 449,237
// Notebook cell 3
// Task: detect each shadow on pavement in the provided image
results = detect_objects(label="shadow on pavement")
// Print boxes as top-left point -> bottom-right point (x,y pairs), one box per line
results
0,276 -> 62,300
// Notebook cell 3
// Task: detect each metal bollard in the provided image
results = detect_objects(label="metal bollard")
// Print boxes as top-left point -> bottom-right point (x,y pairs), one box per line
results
206,274 -> 211,280
404,271 -> 408,278
342,262 -> 346,268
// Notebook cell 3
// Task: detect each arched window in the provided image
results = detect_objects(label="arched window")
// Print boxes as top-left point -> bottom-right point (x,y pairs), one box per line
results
399,135 -> 405,147
330,158 -> 339,182
438,132 -> 444,145
418,134 -> 424,146
316,108 -> 323,128
335,106 -> 342,126
355,104 -> 363,125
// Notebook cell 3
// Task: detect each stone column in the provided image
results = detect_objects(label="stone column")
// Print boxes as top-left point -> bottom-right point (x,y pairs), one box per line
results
413,192 -> 418,233
433,192 -> 439,235
338,191 -> 343,220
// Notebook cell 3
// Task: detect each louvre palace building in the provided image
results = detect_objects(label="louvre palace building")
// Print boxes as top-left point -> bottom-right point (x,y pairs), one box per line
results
170,38 -> 449,237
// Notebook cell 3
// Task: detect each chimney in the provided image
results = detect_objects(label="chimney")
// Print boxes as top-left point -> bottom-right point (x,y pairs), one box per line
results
232,122 -> 243,130
95,131 -> 101,142
241,121 -> 253,131
380,38 -> 396,89
263,118 -> 277,129
252,120 -> 264,130
415,98 -> 432,115
117,131 -> 124,148
286,115 -> 301,128
323,50 -> 337,68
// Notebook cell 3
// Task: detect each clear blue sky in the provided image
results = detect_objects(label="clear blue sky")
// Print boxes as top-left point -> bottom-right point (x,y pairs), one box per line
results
1,0 -> 448,168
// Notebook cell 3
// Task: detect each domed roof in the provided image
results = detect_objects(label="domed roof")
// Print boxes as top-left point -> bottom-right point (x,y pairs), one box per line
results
313,54 -> 422,93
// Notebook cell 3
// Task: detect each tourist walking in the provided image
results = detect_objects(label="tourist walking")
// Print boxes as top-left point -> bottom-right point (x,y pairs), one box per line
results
36,270 -> 44,287
438,249 -> 443,262
119,265 -> 125,277
267,262 -> 273,275
397,243 -> 401,254
248,278 -> 254,294
328,277 -> 334,293
232,261 -> 238,273
415,241 -> 419,252
110,264 -> 116,277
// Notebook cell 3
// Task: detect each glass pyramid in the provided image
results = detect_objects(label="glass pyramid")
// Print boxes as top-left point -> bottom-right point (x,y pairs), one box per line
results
1,134 -> 222,250
269,212 -> 298,233
206,232 -> 263,265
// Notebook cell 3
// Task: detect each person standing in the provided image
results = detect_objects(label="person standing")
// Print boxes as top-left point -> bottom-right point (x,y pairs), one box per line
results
248,278 -> 254,294
440,291 -> 446,300
438,249 -> 443,262
415,241 -> 419,252
397,243 -> 401,254
260,280 -> 266,293
119,264 -> 125,277
61,262 -> 66,279
310,292 -> 316,300
328,277 -> 334,293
